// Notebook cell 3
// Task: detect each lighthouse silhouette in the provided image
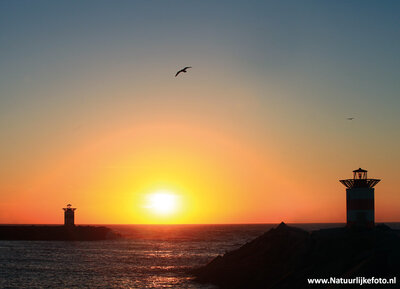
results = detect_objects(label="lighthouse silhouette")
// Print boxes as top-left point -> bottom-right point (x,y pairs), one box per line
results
63,204 -> 76,227
340,168 -> 380,228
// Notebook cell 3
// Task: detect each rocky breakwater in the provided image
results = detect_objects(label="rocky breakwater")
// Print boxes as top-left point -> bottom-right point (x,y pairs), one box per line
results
194,222 -> 400,289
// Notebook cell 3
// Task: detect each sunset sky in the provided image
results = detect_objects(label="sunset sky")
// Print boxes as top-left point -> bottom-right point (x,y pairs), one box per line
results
1,1 -> 400,224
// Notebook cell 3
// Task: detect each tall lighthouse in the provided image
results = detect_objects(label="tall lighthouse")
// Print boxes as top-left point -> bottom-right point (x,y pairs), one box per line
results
339,168 -> 380,228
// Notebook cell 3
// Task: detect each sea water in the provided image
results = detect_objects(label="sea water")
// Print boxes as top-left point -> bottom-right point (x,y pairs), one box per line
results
1,223 -> 398,288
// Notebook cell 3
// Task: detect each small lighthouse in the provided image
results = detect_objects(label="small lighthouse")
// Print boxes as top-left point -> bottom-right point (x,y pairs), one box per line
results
339,168 -> 380,228
63,204 -> 76,227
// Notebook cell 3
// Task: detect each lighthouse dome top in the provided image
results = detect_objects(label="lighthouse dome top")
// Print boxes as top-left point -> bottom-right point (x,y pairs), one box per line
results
63,204 -> 76,211
353,168 -> 368,180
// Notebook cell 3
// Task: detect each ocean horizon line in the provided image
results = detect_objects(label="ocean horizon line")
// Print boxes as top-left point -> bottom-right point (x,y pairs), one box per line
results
2,222 -> 400,226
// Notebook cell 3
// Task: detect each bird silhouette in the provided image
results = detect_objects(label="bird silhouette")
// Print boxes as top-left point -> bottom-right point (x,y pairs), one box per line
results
347,117 -> 355,120
175,66 -> 192,77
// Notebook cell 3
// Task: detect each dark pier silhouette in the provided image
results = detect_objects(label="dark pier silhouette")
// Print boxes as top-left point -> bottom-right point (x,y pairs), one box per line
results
0,204 -> 120,241
0,225 -> 120,241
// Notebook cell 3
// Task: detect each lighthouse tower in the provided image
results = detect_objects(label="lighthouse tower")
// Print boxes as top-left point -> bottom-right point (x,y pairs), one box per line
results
63,204 -> 76,227
339,168 -> 380,228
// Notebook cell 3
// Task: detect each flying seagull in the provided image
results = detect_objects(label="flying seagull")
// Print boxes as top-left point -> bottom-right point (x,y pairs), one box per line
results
347,117 -> 355,120
175,66 -> 192,77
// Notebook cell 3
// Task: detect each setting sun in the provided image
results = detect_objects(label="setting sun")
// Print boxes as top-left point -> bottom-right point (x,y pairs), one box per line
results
145,191 -> 177,215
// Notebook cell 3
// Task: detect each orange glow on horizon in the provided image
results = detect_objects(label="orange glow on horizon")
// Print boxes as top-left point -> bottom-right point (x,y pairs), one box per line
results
1,116 -> 400,225
1,109 -> 399,224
